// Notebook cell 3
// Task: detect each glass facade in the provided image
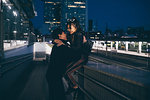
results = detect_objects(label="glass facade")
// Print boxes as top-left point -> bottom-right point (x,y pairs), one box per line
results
1,0 -> 35,40
0,0 -> 35,59
43,0 -> 87,33
44,0 -> 61,33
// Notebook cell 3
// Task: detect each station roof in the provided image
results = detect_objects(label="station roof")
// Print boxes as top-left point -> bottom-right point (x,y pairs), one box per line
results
10,0 -> 35,18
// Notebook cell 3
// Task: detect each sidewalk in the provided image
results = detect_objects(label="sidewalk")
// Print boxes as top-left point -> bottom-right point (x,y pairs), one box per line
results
4,43 -> 28,51
4,44 -> 33,59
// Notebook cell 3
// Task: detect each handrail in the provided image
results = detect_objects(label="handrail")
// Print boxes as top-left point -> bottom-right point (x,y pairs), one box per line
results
74,78 -> 96,100
75,70 -> 131,100
89,55 -> 150,72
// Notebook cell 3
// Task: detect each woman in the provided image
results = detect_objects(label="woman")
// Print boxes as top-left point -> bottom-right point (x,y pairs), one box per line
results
65,17 -> 88,90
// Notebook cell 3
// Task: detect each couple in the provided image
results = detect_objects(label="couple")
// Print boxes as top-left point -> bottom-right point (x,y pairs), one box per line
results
46,17 -> 91,100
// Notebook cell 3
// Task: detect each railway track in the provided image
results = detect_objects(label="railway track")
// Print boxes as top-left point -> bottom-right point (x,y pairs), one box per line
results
89,53 -> 150,72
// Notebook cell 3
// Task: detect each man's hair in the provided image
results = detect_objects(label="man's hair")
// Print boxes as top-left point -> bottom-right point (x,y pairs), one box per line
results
51,28 -> 64,39
67,17 -> 82,33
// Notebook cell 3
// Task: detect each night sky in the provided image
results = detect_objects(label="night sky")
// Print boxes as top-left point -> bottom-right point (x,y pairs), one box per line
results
88,0 -> 150,32
30,0 -> 44,32
31,0 -> 150,34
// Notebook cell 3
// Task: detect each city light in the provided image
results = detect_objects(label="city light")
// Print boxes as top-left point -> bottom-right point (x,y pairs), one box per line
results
13,11 -> 17,16
31,32 -> 35,35
80,6 -> 86,8
13,30 -> 17,33
68,5 -> 78,8
13,22 -> 17,24
74,2 -> 85,4
53,22 -> 60,24
45,21 -> 51,24
34,11 -> 37,16
6,18 -> 10,21
45,2 -> 54,4
68,5 -> 85,8
2,0 -> 7,4
24,33 -> 28,35
8,6 -> 11,9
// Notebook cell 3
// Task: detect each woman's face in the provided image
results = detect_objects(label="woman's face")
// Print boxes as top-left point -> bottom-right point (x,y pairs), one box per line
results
67,24 -> 77,34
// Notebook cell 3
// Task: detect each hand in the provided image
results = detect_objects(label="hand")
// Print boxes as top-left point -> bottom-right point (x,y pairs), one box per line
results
57,42 -> 64,47
54,39 -> 61,43
83,36 -> 87,43
54,39 -> 64,46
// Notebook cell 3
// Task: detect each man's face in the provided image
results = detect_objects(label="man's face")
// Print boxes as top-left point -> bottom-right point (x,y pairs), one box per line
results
58,32 -> 67,40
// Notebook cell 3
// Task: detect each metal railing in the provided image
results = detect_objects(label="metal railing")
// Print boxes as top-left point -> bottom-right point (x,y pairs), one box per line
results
67,64 -> 131,100
75,69 -> 131,100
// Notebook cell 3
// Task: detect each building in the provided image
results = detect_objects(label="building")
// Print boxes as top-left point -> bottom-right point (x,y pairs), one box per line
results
0,0 -> 35,60
127,26 -> 144,38
88,20 -> 93,32
143,30 -> 150,40
61,0 -> 87,32
43,0 -> 61,33
0,0 -> 4,60
89,31 -> 104,40
2,0 -> 35,40
88,19 -> 98,32
42,0 -> 87,33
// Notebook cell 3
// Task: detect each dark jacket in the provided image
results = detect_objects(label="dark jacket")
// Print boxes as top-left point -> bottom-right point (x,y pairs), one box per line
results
46,39 -> 72,100
68,31 -> 84,61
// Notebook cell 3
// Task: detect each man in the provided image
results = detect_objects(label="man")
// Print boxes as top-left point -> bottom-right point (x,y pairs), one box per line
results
46,28 -> 72,100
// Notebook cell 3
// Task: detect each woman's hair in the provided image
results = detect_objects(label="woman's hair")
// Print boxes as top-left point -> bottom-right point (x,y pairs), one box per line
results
67,17 -> 84,43
67,17 -> 82,32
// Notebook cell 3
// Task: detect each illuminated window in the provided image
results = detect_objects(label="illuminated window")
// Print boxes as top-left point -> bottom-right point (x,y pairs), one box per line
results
45,2 -> 54,4
52,22 -> 61,24
74,2 -> 85,4
68,5 -> 78,8
80,6 -> 86,8
45,21 -> 51,24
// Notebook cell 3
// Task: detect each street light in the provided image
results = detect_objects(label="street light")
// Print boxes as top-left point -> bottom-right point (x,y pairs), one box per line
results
13,30 -> 17,40
13,30 -> 17,34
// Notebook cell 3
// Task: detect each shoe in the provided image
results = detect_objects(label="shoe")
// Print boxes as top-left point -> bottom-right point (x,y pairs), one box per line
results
73,85 -> 78,89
